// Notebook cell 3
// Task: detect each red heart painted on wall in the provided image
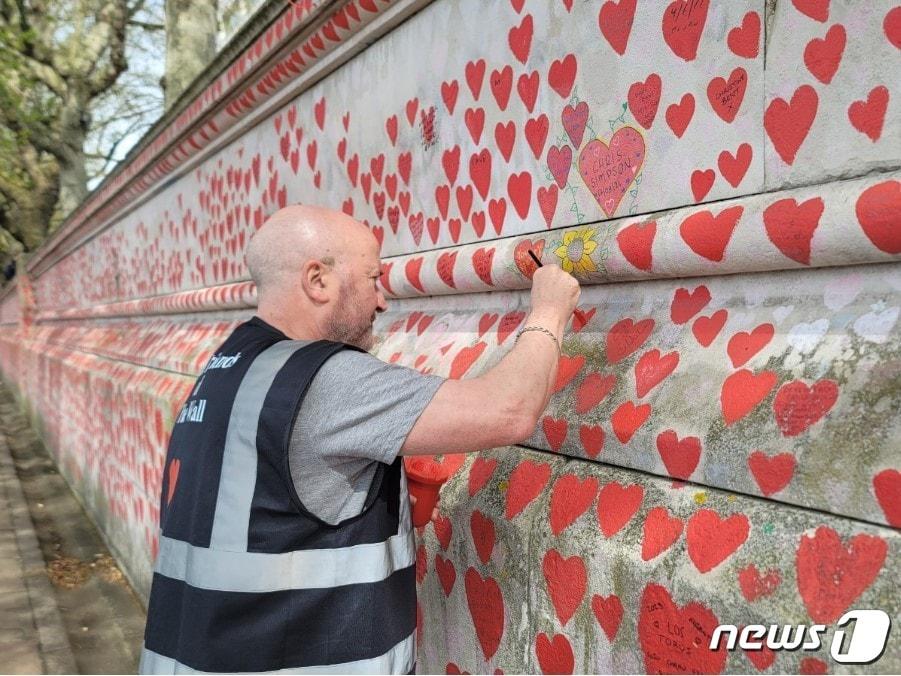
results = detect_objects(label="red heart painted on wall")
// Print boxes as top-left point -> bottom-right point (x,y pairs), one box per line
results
432,514 -> 453,551
792,0 -> 829,22
465,568 -> 505,660
796,526 -> 886,624
507,172 -> 532,220
670,285 -> 711,324
470,510 -> 495,565
686,509 -> 749,573
616,220 -> 656,271
873,470 -> 901,527
855,180 -> 901,254
470,149 -> 492,199
554,355 -> 585,393
549,474 -> 599,536
611,401 -> 651,443
543,417 -> 568,452
537,184 -> 558,227
638,583 -> 727,673
517,71 -> 539,113
441,79 -> 459,115
748,451 -> 796,496
548,54 -> 577,99
706,67 -> 747,123
547,145 -> 572,190
679,205 -> 743,262
591,594 -> 623,642
514,238 -> 545,279
721,369 -> 777,425
848,85 -> 889,142
578,425 -> 604,458
665,93 -> 694,138
469,457 -> 498,496
691,309 -> 728,347
656,430 -> 701,480
575,372 -> 616,415
628,73 -> 661,129
437,251 -> 457,288
634,349 -> 679,398
472,248 -> 495,286
535,633 -> 574,675
497,311 -> 526,345
773,379 -> 838,437
166,458 -> 180,506
728,11 -> 760,58
885,6 -> 901,49
763,197 -> 824,265
661,0 -> 709,62
598,0 -> 636,56
804,24 -> 845,84
718,143 -> 752,188
464,108 -> 485,145
597,481 -> 643,537
738,564 -> 781,602
435,554 -> 456,597
404,257 -> 425,294
727,323 -> 774,368
542,549 -> 586,626
508,14 -> 533,64
641,507 -> 683,561
765,85 -> 818,165
450,342 -> 487,379
505,460 -> 551,519
465,59 -> 486,99
606,317 -> 654,363
490,66 -> 513,111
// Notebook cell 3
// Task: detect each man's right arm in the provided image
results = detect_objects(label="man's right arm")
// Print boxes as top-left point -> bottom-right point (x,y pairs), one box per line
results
401,265 -> 580,455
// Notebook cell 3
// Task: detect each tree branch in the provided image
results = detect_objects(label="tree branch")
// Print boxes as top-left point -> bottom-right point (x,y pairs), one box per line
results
86,0 -> 130,96
0,43 -> 67,97
127,19 -> 162,30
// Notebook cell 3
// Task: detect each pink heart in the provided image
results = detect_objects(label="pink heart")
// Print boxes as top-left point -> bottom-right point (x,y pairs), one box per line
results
562,101 -> 589,147
578,127 -> 646,217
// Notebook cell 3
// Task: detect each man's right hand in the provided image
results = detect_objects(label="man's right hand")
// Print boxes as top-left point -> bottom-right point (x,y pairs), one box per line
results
400,257 -> 583,456
527,264 -> 581,333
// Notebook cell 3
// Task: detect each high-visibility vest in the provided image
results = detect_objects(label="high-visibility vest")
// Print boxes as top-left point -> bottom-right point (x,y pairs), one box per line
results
140,317 -> 416,674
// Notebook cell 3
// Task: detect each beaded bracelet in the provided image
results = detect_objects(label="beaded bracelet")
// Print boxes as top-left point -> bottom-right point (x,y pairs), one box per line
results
514,325 -> 560,352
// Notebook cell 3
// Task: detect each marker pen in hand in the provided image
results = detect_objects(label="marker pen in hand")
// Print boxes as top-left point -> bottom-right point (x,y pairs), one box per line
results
528,249 -> 587,326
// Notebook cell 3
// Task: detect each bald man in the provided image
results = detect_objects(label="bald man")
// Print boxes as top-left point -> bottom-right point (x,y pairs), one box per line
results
140,205 -> 579,675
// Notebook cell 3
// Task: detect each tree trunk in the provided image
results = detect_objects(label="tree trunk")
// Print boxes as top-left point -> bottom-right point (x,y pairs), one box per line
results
51,94 -> 90,218
164,0 -> 219,109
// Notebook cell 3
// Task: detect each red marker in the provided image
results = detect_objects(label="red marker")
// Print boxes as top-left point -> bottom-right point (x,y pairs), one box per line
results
528,249 -> 587,327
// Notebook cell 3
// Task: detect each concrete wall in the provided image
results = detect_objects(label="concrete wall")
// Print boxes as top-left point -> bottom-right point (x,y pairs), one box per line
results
1,0 -> 899,672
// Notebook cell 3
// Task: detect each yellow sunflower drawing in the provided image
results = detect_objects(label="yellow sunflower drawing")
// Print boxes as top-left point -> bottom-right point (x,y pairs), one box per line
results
553,228 -> 598,274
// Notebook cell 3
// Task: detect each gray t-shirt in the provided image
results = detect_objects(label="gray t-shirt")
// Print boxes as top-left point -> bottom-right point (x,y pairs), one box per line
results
288,345 -> 445,525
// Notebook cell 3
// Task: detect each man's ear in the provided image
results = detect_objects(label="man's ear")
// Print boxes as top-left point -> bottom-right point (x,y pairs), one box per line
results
299,259 -> 333,303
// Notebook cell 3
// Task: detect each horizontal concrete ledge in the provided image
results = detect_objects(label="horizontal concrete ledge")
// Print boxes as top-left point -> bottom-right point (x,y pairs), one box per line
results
379,170 -> 901,298
30,171 -> 901,321
35,281 -> 257,323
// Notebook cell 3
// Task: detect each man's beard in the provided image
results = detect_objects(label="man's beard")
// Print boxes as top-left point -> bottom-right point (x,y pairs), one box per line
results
323,287 -> 376,350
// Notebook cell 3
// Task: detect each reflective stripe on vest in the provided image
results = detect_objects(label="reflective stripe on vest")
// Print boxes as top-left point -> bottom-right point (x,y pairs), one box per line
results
153,485 -> 413,592
141,324 -> 416,674
209,340 -> 301,550
139,633 -> 415,674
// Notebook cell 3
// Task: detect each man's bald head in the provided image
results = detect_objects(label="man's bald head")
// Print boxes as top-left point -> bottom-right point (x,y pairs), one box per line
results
245,204 -> 371,298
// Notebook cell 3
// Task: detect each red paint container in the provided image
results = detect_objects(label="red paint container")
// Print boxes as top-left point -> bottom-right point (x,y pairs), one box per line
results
404,457 -> 450,527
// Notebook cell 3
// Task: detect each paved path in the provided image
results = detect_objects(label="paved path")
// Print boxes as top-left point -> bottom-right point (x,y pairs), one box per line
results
0,382 -> 145,673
